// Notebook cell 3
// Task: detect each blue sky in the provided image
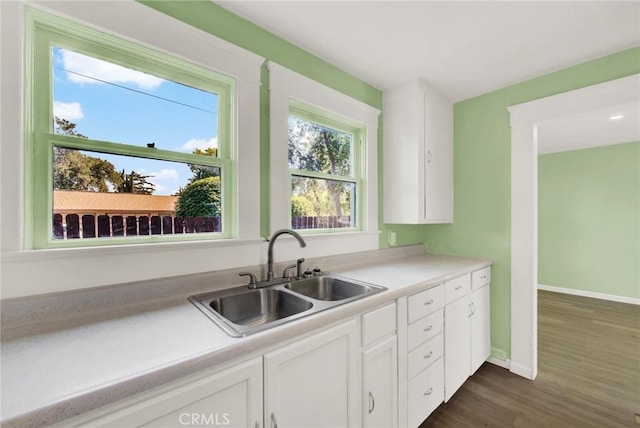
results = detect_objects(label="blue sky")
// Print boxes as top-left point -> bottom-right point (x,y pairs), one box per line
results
52,46 -> 219,195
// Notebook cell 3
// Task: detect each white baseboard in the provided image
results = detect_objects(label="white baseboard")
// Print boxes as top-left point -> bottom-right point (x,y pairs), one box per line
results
487,356 -> 510,369
538,284 -> 640,305
510,361 -> 536,380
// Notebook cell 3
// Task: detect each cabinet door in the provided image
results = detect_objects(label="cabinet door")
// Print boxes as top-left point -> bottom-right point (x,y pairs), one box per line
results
470,284 -> 491,375
444,295 -> 470,402
264,320 -> 360,428
363,336 -> 398,428
61,358 -> 263,428
422,86 -> 453,223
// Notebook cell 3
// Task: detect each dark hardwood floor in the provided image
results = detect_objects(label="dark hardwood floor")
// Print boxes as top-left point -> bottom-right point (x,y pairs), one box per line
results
420,290 -> 640,427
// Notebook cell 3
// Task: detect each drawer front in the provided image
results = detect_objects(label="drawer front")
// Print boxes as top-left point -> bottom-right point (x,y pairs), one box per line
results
407,332 -> 443,380
407,309 -> 443,351
408,358 -> 444,428
362,302 -> 396,346
444,273 -> 471,304
472,267 -> 491,289
407,285 -> 444,324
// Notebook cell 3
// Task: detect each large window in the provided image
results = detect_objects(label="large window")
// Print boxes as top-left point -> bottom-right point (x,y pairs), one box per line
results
27,10 -> 236,248
288,103 -> 364,231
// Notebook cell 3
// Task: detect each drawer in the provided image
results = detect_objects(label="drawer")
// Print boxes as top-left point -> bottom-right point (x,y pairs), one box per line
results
444,273 -> 471,304
407,332 -> 443,380
407,285 -> 444,324
362,302 -> 396,346
408,357 -> 444,428
472,267 -> 491,289
407,308 -> 443,351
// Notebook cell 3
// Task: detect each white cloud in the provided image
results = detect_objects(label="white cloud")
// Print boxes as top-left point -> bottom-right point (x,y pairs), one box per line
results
150,168 -> 179,181
53,101 -> 84,121
179,137 -> 218,152
61,49 -> 163,90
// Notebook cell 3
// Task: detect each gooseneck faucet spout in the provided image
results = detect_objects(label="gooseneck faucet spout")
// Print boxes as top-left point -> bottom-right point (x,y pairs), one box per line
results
267,229 -> 306,281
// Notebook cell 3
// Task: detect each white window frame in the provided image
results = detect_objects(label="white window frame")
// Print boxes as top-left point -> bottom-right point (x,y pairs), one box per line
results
268,61 -> 380,260
0,1 -> 264,298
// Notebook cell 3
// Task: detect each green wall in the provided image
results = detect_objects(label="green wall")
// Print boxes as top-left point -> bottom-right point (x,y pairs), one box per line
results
538,142 -> 640,299
139,0 -> 425,246
422,47 -> 640,360
141,1 -> 639,358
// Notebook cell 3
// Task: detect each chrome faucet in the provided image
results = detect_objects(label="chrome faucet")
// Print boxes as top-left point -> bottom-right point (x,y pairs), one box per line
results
267,229 -> 306,281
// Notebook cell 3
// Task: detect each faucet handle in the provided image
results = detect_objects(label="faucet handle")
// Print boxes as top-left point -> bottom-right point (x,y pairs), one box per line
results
239,272 -> 257,288
282,264 -> 296,279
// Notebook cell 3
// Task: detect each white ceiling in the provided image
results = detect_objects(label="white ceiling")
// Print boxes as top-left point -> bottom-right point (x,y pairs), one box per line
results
215,0 -> 640,102
215,0 -> 640,153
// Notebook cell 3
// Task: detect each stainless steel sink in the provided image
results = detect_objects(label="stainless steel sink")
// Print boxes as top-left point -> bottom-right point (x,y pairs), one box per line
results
211,289 -> 312,326
286,276 -> 373,301
189,274 -> 386,337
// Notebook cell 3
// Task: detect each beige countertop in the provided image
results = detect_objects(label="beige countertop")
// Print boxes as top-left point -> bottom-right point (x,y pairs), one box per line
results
1,251 -> 490,427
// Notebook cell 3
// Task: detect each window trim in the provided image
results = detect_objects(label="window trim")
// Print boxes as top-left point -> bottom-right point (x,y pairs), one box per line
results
268,61 -> 380,257
26,7 -> 239,249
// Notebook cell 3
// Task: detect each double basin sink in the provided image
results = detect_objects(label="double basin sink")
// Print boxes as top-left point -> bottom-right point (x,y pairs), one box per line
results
189,274 -> 386,337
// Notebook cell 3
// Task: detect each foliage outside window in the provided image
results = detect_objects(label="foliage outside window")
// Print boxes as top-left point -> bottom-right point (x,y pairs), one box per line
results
288,103 -> 364,231
26,9 -> 236,248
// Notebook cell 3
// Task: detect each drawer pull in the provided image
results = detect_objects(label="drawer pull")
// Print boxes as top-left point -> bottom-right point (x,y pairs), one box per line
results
424,299 -> 434,305
423,325 -> 433,332
423,388 -> 433,396
423,351 -> 433,359
455,285 -> 462,290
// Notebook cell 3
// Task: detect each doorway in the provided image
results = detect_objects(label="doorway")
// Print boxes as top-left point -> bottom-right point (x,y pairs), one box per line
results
507,73 -> 639,380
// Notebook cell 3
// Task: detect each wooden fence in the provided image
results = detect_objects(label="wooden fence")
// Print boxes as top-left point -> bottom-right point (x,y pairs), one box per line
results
291,216 -> 352,230
53,214 -> 352,240
53,213 -> 221,239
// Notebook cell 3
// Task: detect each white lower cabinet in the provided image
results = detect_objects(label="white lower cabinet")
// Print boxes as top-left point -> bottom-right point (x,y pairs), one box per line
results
443,293 -> 471,402
264,319 -> 360,428
362,302 -> 398,428
363,336 -> 398,428
444,268 -> 491,401
57,357 -> 263,428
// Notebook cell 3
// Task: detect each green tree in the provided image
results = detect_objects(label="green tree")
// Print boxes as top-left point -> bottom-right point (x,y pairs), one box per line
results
117,169 -> 155,195
175,176 -> 221,217
188,147 -> 219,182
288,118 -> 352,218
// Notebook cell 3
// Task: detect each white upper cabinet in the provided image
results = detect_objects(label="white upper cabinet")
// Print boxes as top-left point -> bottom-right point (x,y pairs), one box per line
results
383,79 -> 453,224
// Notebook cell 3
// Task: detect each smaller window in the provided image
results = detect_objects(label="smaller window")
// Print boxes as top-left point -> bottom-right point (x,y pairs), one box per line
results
287,103 -> 364,231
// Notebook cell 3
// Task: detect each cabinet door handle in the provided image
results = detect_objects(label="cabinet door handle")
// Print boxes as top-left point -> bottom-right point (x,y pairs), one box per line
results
427,150 -> 432,163
423,325 -> 433,332
271,413 -> 278,428
423,351 -> 433,359
468,302 -> 472,317
368,391 -> 375,414
255,422 -> 259,428
424,299 -> 434,305
455,285 -> 462,290
423,387 -> 433,396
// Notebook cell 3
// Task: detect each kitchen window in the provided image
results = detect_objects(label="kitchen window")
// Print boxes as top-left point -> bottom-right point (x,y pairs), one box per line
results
269,62 -> 380,256
288,102 -> 364,231
26,9 -> 236,248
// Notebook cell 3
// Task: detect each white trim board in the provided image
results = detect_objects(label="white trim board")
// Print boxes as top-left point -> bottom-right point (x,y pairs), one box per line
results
507,73 -> 640,382
487,357 -> 511,370
538,284 -> 640,306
